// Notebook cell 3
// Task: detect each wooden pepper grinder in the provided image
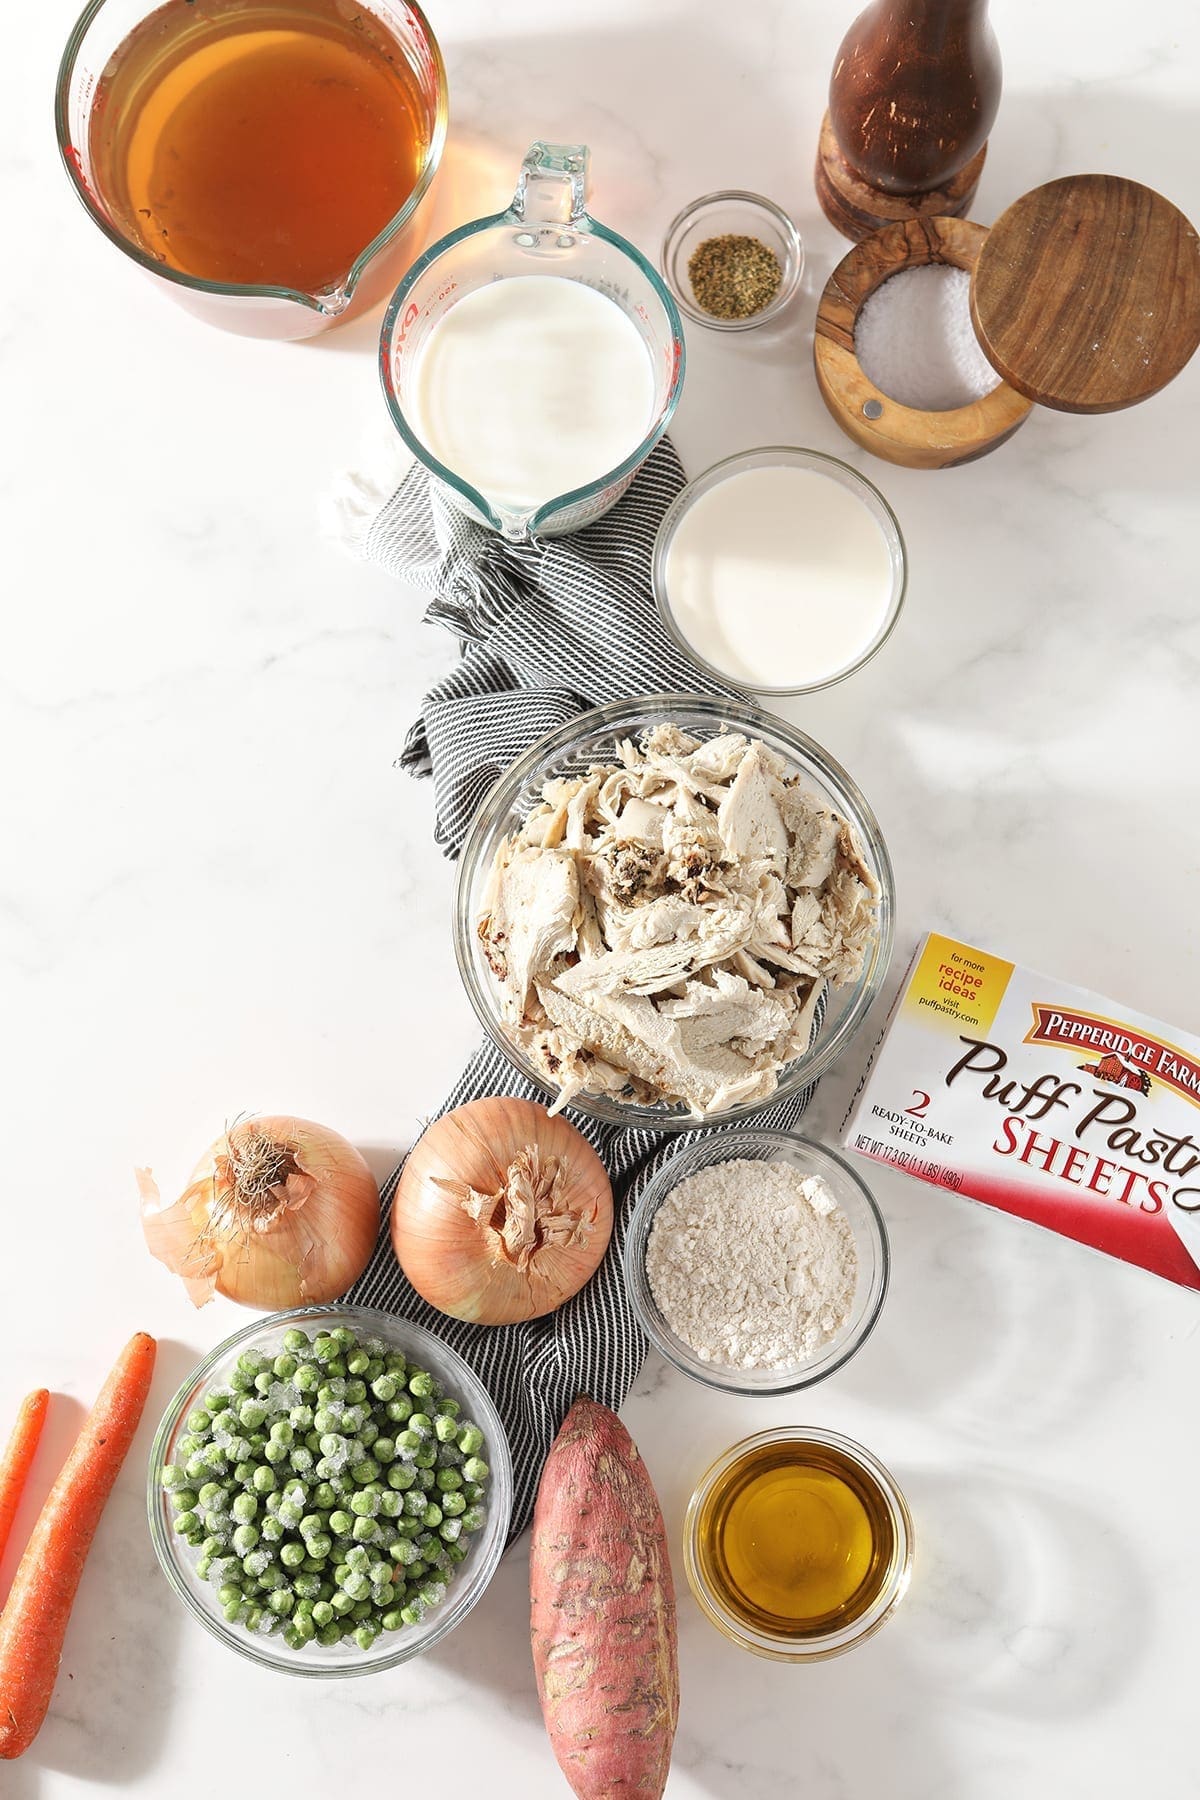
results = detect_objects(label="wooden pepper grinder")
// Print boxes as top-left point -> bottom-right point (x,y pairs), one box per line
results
816,0 -> 1002,241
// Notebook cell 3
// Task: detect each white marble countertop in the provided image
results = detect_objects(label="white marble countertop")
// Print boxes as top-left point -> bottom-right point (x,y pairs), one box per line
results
5,0 -> 1200,1793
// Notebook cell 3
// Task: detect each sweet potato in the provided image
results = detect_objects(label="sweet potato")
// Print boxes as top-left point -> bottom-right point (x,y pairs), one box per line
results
530,1397 -> 679,1798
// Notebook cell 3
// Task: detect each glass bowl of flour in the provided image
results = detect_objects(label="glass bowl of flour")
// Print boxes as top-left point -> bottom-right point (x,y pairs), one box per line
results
623,1131 -> 889,1394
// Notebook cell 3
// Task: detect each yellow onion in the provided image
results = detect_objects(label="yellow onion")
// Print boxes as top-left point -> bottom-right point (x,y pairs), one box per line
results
392,1097 -> 613,1324
138,1115 -> 380,1309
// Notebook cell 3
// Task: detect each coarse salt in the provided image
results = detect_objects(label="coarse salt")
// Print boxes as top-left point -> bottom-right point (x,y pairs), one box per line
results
856,265 -> 999,411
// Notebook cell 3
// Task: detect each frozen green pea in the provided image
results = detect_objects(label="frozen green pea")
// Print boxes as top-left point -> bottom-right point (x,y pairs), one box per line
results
395,1429 -> 421,1454
273,1353 -> 298,1380
462,1457 -> 488,1483
403,1490 -> 427,1518
280,1542 -> 306,1571
421,1504 -> 443,1530
359,1421 -> 380,1450
414,1449 -> 437,1471
170,1486 -> 200,1514
289,1402 -> 314,1430
350,1488 -> 380,1518
457,1425 -> 484,1456
267,1588 -> 294,1616
433,1414 -> 459,1444
294,1363 -> 320,1395
352,1517 -> 378,1545
251,1464 -> 277,1495
439,1516 -> 462,1542
238,1398 -> 268,1430
436,1469 -> 463,1492
346,1348 -> 370,1375
346,1545 -> 370,1572
203,1509 -> 230,1538
381,1608 -> 405,1632
440,1491 -> 466,1517
231,1492 -> 258,1523
318,1621 -> 342,1645
254,1372 -> 274,1395
437,1398 -> 460,1420
281,1327 -> 309,1353
312,1600 -> 335,1627
232,1524 -> 260,1555
173,1510 -> 199,1535
331,1589 -> 355,1616
306,1533 -> 333,1559
312,1480 -> 336,1509
371,1373 -> 398,1403
264,1440 -> 289,1466
463,1482 -> 484,1505
460,1506 -> 485,1532
408,1371 -> 434,1399
269,1418 -> 294,1448
228,1368 -> 254,1394
186,1408 -> 211,1434
342,1570 -> 370,1601
379,1490 -> 403,1519
445,1540 -> 468,1565
385,1396 -> 413,1425
233,1460 -> 256,1485
290,1447 -> 315,1476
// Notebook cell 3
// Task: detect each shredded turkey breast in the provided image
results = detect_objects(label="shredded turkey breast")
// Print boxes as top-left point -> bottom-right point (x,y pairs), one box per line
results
478,725 -> 880,1116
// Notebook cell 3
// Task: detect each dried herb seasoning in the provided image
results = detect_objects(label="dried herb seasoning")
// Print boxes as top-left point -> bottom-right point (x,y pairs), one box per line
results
687,234 -> 783,320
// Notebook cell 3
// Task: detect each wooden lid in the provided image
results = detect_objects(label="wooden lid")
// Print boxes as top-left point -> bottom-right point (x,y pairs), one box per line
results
971,175 -> 1200,414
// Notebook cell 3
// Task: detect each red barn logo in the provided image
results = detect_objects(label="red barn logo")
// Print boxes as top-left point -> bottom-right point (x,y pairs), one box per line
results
1024,1005 -> 1200,1110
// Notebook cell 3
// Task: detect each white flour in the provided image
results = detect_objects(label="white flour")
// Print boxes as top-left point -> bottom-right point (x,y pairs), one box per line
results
645,1159 -> 858,1369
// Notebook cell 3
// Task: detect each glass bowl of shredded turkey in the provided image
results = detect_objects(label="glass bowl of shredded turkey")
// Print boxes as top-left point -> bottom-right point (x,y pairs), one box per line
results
623,1132 -> 890,1394
454,696 -> 894,1129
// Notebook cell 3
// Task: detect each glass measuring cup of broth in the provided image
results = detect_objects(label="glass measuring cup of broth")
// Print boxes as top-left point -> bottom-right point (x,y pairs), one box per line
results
379,142 -> 686,539
55,0 -> 447,340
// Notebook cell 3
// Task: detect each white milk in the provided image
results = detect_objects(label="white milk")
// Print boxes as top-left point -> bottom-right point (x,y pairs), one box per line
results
662,464 -> 896,689
411,276 -> 656,513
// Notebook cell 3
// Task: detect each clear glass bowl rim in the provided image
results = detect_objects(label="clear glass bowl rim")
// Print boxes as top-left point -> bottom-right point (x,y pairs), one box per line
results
683,1425 -> 914,1662
378,204 -> 686,536
452,693 -> 896,1130
661,188 -> 804,332
622,1130 -> 891,1395
652,446 -> 909,696
146,1304 -> 513,1678
54,0 -> 449,315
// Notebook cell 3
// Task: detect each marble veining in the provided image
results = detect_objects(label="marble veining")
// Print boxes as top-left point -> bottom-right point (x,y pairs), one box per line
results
3,0 -> 1199,1795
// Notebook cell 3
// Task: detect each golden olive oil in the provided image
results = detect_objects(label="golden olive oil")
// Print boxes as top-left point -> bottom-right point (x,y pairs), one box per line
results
695,1438 -> 896,1636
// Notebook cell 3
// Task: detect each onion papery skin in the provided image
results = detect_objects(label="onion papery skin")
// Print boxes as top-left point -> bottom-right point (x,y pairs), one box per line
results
392,1098 -> 614,1325
139,1115 -> 381,1310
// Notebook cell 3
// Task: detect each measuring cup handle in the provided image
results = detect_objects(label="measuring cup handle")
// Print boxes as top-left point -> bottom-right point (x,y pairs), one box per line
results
511,142 -> 590,226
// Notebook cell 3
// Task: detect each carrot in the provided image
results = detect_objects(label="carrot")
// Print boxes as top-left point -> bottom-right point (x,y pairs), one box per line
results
0,1333 -> 156,1760
0,1391 -> 49,1576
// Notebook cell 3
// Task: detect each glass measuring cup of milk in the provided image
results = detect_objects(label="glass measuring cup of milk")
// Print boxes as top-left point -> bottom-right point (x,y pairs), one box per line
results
379,142 -> 686,539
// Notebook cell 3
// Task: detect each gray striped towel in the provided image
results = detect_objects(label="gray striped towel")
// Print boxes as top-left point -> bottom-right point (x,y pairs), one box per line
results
338,438 -> 822,1536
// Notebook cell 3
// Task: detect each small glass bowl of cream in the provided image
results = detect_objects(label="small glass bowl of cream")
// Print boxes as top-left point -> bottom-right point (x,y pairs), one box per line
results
684,1427 -> 914,1661
652,447 -> 907,695
661,192 -> 804,332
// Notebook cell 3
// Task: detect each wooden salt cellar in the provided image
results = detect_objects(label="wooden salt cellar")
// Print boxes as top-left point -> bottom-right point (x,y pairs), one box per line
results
814,174 -> 1200,470
816,0 -> 1001,242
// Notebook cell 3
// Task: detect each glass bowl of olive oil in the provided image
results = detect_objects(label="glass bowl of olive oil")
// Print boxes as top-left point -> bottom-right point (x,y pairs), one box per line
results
684,1428 -> 913,1661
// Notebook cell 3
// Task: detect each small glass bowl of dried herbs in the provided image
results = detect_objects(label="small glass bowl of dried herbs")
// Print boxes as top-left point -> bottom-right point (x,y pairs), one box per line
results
661,190 -> 803,332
